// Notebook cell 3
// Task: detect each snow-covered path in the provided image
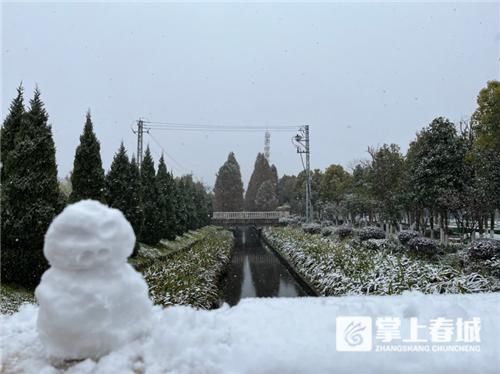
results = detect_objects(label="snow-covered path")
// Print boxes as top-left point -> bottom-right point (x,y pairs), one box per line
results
1,292 -> 499,373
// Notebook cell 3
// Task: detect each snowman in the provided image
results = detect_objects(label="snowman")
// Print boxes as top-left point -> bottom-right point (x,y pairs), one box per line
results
35,200 -> 152,360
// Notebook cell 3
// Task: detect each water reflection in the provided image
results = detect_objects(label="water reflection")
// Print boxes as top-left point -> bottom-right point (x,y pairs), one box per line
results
223,227 -> 307,306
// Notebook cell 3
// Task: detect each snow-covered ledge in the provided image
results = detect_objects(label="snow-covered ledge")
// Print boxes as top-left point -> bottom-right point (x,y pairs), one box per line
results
1,292 -> 499,373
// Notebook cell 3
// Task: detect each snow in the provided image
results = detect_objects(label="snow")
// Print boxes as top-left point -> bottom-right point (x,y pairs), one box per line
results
35,200 -> 152,360
1,292 -> 499,373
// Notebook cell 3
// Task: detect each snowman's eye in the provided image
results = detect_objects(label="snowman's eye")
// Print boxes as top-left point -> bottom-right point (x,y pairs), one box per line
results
97,248 -> 110,260
78,250 -> 94,266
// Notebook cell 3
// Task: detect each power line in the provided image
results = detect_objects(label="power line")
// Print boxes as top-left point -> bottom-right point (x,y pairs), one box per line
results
142,120 -> 299,132
147,132 -> 190,175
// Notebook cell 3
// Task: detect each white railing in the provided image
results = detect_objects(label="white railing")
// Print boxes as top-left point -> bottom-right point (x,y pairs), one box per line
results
212,211 -> 290,220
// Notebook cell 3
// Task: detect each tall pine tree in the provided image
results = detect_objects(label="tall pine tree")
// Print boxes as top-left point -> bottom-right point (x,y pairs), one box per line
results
245,153 -> 275,211
174,177 -> 189,235
194,181 -> 210,227
156,155 -> 177,240
70,111 -> 105,202
1,88 -> 61,287
1,84 -> 24,181
140,147 -> 163,245
106,144 -> 145,255
213,152 -> 244,211
106,143 -> 130,211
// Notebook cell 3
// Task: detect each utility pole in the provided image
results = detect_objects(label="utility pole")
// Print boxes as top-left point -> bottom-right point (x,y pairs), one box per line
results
293,125 -> 312,223
305,125 -> 312,223
132,119 -> 146,170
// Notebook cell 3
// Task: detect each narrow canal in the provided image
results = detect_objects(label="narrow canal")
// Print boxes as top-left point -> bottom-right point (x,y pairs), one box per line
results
222,227 -> 309,306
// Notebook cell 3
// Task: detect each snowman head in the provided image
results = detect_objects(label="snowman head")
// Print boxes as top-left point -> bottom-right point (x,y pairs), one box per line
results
44,200 -> 135,270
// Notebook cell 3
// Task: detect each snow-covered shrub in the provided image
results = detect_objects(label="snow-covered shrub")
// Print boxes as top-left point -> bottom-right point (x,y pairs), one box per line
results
358,226 -> 385,241
321,226 -> 334,237
335,226 -> 353,240
302,223 -> 321,234
467,239 -> 500,260
321,220 -> 333,227
408,237 -> 437,256
398,230 -> 421,245
364,239 -> 396,251
278,216 -> 294,225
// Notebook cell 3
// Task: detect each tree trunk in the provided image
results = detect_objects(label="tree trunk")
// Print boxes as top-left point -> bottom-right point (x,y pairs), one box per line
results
444,211 -> 448,246
491,213 -> 495,239
479,217 -> 484,238
439,212 -> 444,245
430,214 -> 434,239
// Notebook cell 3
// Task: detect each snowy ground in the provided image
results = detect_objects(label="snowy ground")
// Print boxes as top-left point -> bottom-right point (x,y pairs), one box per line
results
1,292 -> 499,373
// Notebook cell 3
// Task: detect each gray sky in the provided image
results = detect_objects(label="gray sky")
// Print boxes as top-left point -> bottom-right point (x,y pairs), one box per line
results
2,1 -> 499,188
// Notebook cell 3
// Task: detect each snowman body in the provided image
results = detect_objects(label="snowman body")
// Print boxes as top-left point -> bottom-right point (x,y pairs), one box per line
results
35,200 -> 152,360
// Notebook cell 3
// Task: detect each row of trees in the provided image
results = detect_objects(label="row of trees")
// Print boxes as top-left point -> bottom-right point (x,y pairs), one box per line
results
213,152 -> 279,212
278,81 -> 500,244
1,86 -> 211,288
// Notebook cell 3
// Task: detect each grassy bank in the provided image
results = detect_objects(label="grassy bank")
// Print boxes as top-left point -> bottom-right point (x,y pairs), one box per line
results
263,227 -> 499,296
140,226 -> 233,309
1,284 -> 35,315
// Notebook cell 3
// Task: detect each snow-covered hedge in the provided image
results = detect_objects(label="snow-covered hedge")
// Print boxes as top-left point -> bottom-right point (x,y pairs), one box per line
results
321,226 -> 334,237
358,226 -> 386,241
407,237 -> 437,256
398,230 -> 421,245
301,223 -> 321,234
263,227 -> 498,296
142,227 -> 232,309
335,226 -> 353,240
278,216 -> 300,226
364,238 -> 397,252
467,239 -> 500,260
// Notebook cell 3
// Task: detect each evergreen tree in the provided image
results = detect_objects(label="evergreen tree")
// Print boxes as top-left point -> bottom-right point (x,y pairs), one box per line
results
1,84 -> 24,182
156,155 -> 177,240
106,143 -> 130,211
182,175 -> 199,230
174,177 -> 189,235
320,164 -> 352,205
140,147 -> 163,245
1,88 -> 61,287
213,152 -> 244,211
194,181 -> 210,227
255,179 -> 279,211
408,117 -> 466,242
368,144 -> 405,225
245,153 -> 274,211
105,143 -> 143,255
472,81 -> 500,225
277,175 -> 297,205
70,111 -> 105,202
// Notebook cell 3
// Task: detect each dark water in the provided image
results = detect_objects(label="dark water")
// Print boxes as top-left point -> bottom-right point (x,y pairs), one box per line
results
222,228 -> 308,306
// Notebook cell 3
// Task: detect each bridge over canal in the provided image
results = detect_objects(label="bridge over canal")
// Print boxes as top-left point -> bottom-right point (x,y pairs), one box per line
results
212,211 -> 289,226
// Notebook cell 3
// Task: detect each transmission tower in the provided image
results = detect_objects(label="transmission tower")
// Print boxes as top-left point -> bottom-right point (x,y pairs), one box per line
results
264,130 -> 271,161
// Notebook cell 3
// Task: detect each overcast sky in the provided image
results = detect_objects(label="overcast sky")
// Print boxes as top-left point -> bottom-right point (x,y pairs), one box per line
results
2,1 -> 499,188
